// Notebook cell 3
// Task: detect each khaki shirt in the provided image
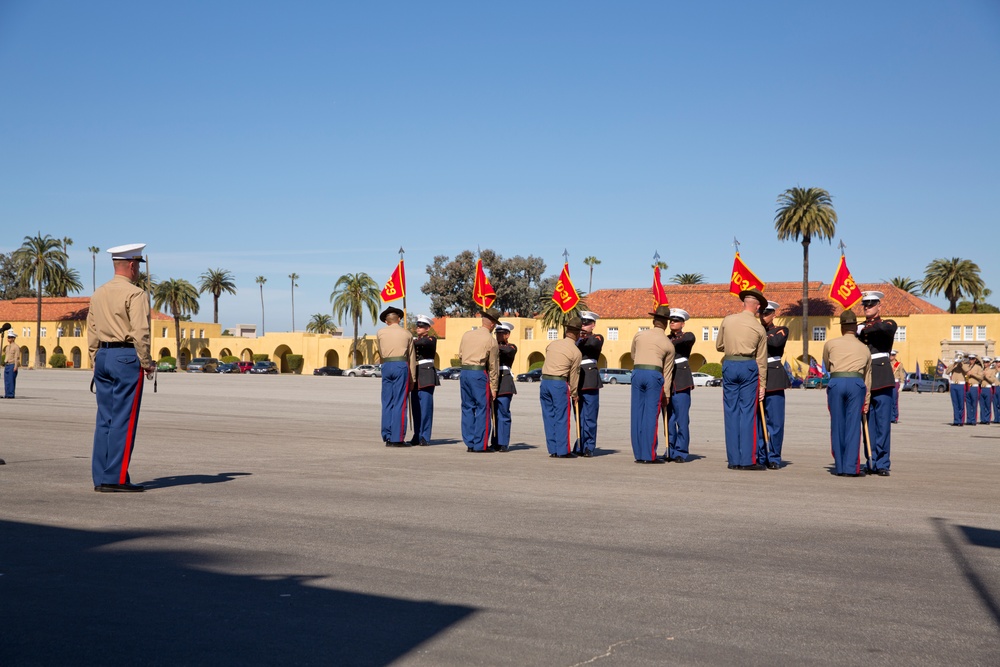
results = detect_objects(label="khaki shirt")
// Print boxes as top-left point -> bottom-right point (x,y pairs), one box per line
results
459,327 -> 499,395
376,324 -> 416,382
822,333 -> 872,409
630,327 -> 675,390
87,275 -> 153,367
716,310 -> 767,391
966,362 -> 984,385
4,341 -> 18,367
892,360 -> 906,383
542,337 -> 583,399
946,361 -> 967,384
984,367 -> 997,388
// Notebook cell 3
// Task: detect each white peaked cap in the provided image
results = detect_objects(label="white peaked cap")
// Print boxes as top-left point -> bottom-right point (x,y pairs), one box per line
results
107,243 -> 147,261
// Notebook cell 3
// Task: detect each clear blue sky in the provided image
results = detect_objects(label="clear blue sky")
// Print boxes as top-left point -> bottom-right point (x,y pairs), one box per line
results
2,1 -> 998,334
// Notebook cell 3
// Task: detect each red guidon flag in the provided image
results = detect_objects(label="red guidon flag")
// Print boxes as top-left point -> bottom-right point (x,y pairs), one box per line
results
552,263 -> 581,313
729,252 -> 766,296
472,259 -> 496,309
380,260 -> 406,302
652,266 -> 669,307
829,255 -> 862,309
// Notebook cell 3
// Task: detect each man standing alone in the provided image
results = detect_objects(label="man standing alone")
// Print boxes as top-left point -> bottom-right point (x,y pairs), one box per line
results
376,306 -> 416,447
4,332 -> 20,398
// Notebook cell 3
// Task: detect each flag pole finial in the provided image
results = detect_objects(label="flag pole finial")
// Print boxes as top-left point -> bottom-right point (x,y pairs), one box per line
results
838,240 -> 846,256
653,250 -> 660,263
732,237 -> 741,253
562,248 -> 569,264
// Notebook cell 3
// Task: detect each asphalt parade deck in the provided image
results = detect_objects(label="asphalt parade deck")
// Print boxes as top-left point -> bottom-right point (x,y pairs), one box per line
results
1,372 -> 998,666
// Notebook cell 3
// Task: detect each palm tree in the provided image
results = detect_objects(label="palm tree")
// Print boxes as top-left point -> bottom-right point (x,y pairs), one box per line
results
62,237 -> 73,256
330,273 -> 380,366
13,233 -> 67,367
44,266 -> 84,297
922,257 -> 984,314
774,187 -> 838,363
540,294 -> 589,329
306,313 -> 335,334
671,272 -> 706,285
289,273 -> 300,332
88,246 -> 100,291
888,276 -> 922,295
583,256 -> 601,293
651,260 -> 669,270
152,278 -> 200,361
255,276 -> 267,335
198,268 -> 237,324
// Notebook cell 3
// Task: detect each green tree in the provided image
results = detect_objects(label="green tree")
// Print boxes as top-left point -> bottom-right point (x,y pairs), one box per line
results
0,253 -> 34,300
539,294 -> 589,329
13,233 -> 68,367
43,266 -> 83,297
255,276 -> 267,335
198,268 -> 237,324
583,256 -> 601,293
61,237 -> 73,256
774,187 -> 838,363
331,272 -> 380,366
88,246 -> 100,292
888,276 -> 921,295
652,260 -> 669,270
289,272 -> 300,332
922,257 -> 984,314
152,278 -> 201,361
671,272 -> 706,285
422,249 -> 547,317
306,313 -> 336,334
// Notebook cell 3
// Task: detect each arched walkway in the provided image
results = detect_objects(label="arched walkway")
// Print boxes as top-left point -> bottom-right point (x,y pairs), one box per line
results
690,353 -> 707,372
619,353 -> 633,370
19,347 -> 28,366
179,348 -> 191,367
198,347 -> 211,357
274,345 -> 292,373
324,349 -> 340,367
598,354 -> 608,368
527,351 -> 545,370
240,348 -> 254,361
158,347 -> 173,360
218,348 -> 232,359
37,346 -> 47,367
71,346 -> 82,369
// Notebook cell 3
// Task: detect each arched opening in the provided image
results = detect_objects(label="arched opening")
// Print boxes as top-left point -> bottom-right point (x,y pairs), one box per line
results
274,345 -> 293,373
53,346 -> 64,355
689,353 -> 707,372
199,347 -> 211,357
19,346 -> 29,367
37,346 -> 47,367
240,348 -> 254,361
619,353 -> 633,370
71,346 -> 82,369
597,354 -> 608,368
527,351 -> 545,370
158,347 -> 173,360
179,348 -> 191,367
219,348 -> 232,359
324,349 -> 340,367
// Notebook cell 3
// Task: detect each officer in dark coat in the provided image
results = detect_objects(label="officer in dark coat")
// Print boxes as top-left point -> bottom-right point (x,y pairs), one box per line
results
665,308 -> 695,463
409,314 -> 437,446
491,322 -> 517,452
574,311 -> 603,457
756,300 -> 790,469
857,291 -> 897,476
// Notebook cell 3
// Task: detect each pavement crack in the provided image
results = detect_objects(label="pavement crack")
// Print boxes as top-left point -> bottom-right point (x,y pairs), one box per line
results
567,625 -> 712,666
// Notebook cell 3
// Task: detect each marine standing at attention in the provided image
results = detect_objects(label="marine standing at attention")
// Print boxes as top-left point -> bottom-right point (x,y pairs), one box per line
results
822,310 -> 872,477
409,314 -> 437,446
665,308 -> 694,463
756,300 -> 790,469
459,308 -> 500,452
964,353 -> 984,427
630,305 -> 675,464
88,243 -> 156,492
946,353 -> 968,426
376,306 -> 416,447
574,311 -> 604,457
491,321 -> 517,452
539,316 -> 583,458
979,356 -> 994,425
716,289 -> 768,471
3,331 -> 20,399
891,350 -> 905,424
991,359 -> 1000,424
857,291 -> 897,476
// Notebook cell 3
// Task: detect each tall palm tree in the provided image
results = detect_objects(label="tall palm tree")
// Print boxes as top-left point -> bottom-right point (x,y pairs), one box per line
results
651,260 -> 669,270
887,276 -> 921,295
922,257 -> 984,314
583,256 -> 601,293
13,233 -> 67,367
152,278 -> 200,361
540,294 -> 589,329
44,266 -> 84,297
289,272 -> 300,332
255,276 -> 267,335
774,187 -> 838,363
330,273 -> 380,366
198,268 -> 237,324
88,246 -> 100,292
62,237 -> 73,256
306,313 -> 335,334
671,272 -> 706,285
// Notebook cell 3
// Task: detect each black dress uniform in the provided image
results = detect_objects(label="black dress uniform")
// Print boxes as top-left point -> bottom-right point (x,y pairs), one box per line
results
575,324 -> 604,455
857,292 -> 897,475
492,327 -> 517,450
666,324 -> 695,462
756,316 -> 790,468
410,326 -> 437,445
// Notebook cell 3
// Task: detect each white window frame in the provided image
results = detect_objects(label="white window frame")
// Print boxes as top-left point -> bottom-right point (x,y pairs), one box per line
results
964,325 -> 973,341
547,328 -> 558,340
607,327 -> 619,341
637,327 -> 650,332
977,325 -> 986,341
702,327 -> 710,341
524,328 -> 533,340
712,327 -> 719,341
22,327 -> 30,338
894,326 -> 906,341
952,326 -> 961,341
74,326 -> 82,337
162,327 -> 168,338
813,326 -> 826,342
40,327 -> 47,338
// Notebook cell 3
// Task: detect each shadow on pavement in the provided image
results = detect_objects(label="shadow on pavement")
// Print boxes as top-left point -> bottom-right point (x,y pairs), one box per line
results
140,472 -> 252,489
931,517 -> 1000,630
0,520 -> 475,666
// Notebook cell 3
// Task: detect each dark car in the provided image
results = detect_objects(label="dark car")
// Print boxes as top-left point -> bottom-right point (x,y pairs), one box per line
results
437,367 -> 462,380
516,369 -> 543,382
186,357 -> 219,373
217,362 -> 240,374
706,377 -> 723,387
313,366 -> 344,376
902,373 -> 948,393
235,361 -> 253,373
249,361 -> 278,374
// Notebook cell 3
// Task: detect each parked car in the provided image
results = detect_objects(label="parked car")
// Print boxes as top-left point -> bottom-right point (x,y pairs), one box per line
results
217,362 -> 240,373
804,374 -> 830,389
706,377 -> 723,387
186,357 -> 219,373
438,367 -> 462,380
345,364 -> 379,377
516,368 -> 543,382
692,372 -> 714,386
902,373 -> 948,393
600,368 -> 632,385
371,364 -> 382,378
313,366 -> 344,376
157,359 -> 176,372
249,361 -> 278,374
235,361 -> 253,373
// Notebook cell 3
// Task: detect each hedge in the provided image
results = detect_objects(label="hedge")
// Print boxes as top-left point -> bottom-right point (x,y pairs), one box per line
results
252,353 -> 269,362
699,362 -> 722,378
286,354 -> 303,373
221,355 -> 239,364
49,353 -> 67,368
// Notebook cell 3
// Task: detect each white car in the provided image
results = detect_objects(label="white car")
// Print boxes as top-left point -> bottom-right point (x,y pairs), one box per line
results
692,372 -> 714,386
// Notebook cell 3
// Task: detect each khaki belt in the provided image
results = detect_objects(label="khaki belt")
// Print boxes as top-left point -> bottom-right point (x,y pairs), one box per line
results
542,374 -> 567,381
461,364 -> 486,371
382,356 -> 407,363
633,364 -> 661,371
723,354 -> 753,362
830,371 -> 863,379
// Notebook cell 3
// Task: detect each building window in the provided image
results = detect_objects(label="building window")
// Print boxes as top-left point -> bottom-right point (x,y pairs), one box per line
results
607,327 -> 619,341
638,327 -> 650,332
964,325 -> 973,341
702,327 -> 710,341
181,328 -> 186,338
57,327 -> 64,337
199,329 -> 205,338
162,327 -> 168,338
894,326 -> 906,342
952,326 -> 961,341
813,327 -> 826,342
547,328 -> 558,340
22,327 -> 30,338
40,327 -> 47,338
74,326 -> 82,337
524,328 -> 533,340
712,327 -> 719,341
977,325 -> 986,341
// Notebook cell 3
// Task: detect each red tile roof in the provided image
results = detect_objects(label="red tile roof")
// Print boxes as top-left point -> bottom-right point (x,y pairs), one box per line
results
0,297 -> 173,322
587,282 -> 945,319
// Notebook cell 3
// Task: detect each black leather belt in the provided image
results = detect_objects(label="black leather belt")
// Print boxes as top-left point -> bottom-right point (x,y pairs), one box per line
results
99,342 -> 134,349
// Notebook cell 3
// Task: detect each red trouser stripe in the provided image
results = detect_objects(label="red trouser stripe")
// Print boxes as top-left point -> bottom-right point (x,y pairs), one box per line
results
119,370 -> 144,484
481,372 -> 491,449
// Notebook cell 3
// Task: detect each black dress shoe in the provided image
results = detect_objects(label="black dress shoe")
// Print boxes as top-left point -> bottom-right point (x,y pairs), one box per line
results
0,458 -> 6,465
727,464 -> 737,470
579,451 -> 593,458
95,483 -> 145,492
635,458 -> 664,464
418,440 -> 429,446
766,462 -> 780,470
498,445 -> 509,452
670,457 -> 686,463
737,464 -> 767,471
837,472 -> 865,478
876,469 -> 890,476
387,442 -> 410,448
555,453 -> 577,459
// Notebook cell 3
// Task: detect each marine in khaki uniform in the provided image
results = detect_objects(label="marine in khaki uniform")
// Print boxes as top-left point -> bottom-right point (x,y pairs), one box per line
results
822,310 -> 872,477
891,350 -> 905,423
539,316 -> 583,458
459,308 -> 500,452
376,306 -> 416,447
964,353 -> 984,426
945,352 -> 968,426
716,289 -> 768,470
88,243 -> 156,492
3,332 -> 20,398
630,305 -> 675,463
991,359 -> 1000,424
979,356 -> 994,425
